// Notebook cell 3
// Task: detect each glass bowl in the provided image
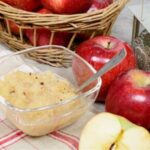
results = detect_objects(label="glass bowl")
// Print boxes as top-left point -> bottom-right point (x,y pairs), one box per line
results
0,45 -> 101,136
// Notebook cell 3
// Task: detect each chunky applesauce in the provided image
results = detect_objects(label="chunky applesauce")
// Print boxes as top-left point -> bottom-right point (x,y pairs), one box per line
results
0,71 -> 85,136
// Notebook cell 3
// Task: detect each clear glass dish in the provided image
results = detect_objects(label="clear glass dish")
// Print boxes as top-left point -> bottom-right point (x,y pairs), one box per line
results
0,45 -> 101,136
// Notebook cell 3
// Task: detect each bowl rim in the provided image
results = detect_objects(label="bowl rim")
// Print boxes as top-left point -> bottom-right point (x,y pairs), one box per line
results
0,45 -> 101,112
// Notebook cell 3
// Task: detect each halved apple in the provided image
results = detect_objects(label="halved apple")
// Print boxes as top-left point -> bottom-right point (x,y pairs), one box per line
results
79,113 -> 150,150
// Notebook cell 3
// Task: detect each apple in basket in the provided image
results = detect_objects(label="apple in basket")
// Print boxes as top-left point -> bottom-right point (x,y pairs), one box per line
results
4,20 -> 20,35
92,0 -> 113,9
6,8 -> 51,35
40,0 -> 93,14
76,36 -> 137,102
79,112 -> 150,150
0,0 -> 42,34
25,28 -> 71,47
106,69 -> 150,130
25,8 -> 71,46
37,7 -> 51,14
88,0 -> 113,12
0,0 -> 14,6
0,0 -> 42,11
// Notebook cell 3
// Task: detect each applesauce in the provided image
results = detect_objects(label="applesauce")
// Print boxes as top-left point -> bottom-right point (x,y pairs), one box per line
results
0,71 -> 86,136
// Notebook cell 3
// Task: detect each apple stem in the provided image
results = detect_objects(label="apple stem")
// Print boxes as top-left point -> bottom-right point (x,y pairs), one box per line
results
107,41 -> 111,49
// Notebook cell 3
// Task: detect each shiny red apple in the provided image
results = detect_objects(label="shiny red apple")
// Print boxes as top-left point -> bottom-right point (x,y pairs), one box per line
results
41,0 -> 93,14
93,0 -> 113,9
0,0 -> 14,6
88,0 -> 113,12
25,8 -> 71,46
37,8 -> 52,14
106,69 -> 150,129
0,0 -> 42,11
7,8 -> 51,35
6,20 -> 20,35
25,28 -> 71,46
76,36 -> 137,102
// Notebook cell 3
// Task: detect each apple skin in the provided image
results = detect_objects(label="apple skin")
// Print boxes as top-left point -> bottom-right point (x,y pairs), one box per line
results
9,21 -> 19,34
14,0 -> 42,11
79,112 -> 150,150
0,0 -> 14,6
0,0 -> 42,11
92,0 -> 113,9
25,28 -> 71,47
76,36 -> 137,102
88,0 -> 113,12
106,69 -> 150,130
25,8 -> 71,47
6,20 -> 19,35
37,8 -> 52,14
41,0 -> 93,14
7,8 -> 51,35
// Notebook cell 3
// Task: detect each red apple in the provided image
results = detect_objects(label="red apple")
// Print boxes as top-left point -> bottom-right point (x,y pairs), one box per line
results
6,8 -> 51,35
0,0 -> 14,6
25,28 -> 71,46
0,0 -> 42,11
76,36 -> 137,102
14,0 -> 42,11
88,0 -> 113,12
40,0 -> 93,14
37,8 -> 52,14
106,69 -> 150,130
92,0 -> 113,9
25,8 -> 71,46
8,20 -> 19,35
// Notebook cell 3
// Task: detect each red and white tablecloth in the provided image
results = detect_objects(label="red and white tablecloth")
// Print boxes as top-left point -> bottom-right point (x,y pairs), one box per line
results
0,110 -> 95,150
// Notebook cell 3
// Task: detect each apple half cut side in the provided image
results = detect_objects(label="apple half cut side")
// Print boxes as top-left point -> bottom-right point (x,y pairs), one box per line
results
79,113 -> 150,150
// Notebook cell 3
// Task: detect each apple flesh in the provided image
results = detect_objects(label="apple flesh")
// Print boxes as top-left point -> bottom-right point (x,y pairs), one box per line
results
41,0 -> 93,14
79,112 -> 150,150
106,69 -> 150,130
76,36 -> 137,102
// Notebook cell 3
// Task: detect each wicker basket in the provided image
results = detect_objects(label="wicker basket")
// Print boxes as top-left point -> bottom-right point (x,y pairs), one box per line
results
0,0 -> 128,67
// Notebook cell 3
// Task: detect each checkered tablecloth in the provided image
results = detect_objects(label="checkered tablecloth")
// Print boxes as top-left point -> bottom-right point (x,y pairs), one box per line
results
0,45 -> 102,150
